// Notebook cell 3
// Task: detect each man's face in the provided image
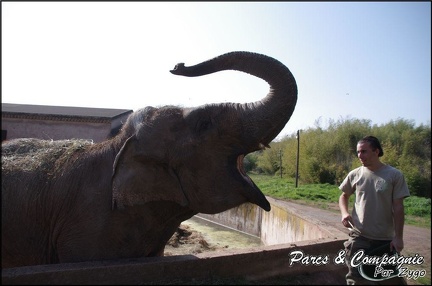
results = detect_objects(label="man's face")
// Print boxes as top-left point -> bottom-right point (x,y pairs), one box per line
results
356,142 -> 379,167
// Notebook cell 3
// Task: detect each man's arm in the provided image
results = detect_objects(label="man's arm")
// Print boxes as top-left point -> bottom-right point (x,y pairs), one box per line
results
339,192 -> 352,227
392,198 -> 405,252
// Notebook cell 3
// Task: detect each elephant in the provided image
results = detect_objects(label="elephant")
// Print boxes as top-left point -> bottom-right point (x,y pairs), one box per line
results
1,51 -> 297,268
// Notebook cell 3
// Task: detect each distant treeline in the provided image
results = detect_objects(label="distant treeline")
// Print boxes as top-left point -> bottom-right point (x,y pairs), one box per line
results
245,118 -> 431,198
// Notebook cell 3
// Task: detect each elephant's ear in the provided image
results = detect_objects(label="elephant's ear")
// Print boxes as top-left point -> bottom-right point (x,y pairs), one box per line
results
111,135 -> 189,210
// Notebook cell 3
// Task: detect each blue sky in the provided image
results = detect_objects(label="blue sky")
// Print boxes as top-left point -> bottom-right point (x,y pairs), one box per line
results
2,2 -> 431,138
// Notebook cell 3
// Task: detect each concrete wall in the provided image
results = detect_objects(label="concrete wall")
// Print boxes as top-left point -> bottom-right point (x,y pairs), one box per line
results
198,197 -> 340,245
198,202 -> 263,237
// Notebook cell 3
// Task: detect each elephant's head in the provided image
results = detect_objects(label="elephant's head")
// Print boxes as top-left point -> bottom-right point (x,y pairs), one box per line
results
112,51 -> 297,214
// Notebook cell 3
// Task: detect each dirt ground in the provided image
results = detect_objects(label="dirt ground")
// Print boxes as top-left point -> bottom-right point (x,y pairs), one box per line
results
164,203 -> 431,285
165,224 -> 227,256
397,224 -> 431,285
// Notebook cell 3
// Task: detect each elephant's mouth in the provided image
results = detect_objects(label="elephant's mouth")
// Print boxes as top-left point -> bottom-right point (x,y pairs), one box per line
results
236,155 -> 271,211
237,155 -> 254,185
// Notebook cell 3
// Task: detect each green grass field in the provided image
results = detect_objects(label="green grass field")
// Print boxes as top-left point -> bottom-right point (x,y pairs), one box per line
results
249,173 -> 431,228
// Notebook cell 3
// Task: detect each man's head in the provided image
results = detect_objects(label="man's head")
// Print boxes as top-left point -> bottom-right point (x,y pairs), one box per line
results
356,136 -> 384,168
358,136 -> 384,157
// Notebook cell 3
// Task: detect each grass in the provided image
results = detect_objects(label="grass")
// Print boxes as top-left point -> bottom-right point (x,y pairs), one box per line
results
249,173 -> 431,229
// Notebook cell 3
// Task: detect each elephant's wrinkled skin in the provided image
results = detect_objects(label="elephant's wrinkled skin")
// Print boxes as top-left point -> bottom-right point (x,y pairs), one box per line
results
1,51 -> 297,268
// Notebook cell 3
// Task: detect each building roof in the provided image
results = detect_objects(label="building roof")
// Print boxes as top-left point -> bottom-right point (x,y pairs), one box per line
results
2,103 -> 133,123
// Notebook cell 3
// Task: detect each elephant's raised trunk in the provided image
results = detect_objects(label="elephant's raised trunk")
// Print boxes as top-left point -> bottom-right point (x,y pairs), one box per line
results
170,51 -> 297,151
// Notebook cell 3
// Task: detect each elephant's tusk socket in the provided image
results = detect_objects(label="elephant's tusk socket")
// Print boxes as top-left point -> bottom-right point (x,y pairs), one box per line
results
259,143 -> 271,150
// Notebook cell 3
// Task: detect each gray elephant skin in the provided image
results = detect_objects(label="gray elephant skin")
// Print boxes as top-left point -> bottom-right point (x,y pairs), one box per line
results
1,51 -> 297,268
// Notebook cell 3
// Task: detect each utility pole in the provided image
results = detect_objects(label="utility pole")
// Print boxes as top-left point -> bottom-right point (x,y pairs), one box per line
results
279,149 -> 282,178
295,130 -> 300,188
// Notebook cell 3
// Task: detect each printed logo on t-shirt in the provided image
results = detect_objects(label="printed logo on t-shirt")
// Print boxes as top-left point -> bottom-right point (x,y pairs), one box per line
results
375,179 -> 388,192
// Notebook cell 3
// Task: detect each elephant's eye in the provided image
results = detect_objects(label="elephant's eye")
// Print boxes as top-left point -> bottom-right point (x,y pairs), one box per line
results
196,118 -> 212,134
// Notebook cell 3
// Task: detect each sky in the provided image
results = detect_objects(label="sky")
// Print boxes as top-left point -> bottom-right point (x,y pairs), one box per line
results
2,2 -> 431,139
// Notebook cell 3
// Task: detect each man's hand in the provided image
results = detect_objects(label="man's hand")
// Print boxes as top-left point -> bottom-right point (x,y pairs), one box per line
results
391,236 -> 404,253
341,215 -> 353,228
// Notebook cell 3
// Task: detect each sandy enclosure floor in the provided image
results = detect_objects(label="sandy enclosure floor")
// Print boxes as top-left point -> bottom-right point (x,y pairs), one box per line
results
164,216 -> 262,256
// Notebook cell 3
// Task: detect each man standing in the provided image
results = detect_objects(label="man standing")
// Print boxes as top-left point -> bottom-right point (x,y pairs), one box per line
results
339,136 -> 410,285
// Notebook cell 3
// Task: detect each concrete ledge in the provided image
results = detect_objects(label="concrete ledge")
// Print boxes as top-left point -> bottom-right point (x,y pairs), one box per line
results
2,237 -> 346,285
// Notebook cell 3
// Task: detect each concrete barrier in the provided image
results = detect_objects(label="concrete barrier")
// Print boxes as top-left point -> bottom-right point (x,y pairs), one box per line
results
2,238 -> 347,285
